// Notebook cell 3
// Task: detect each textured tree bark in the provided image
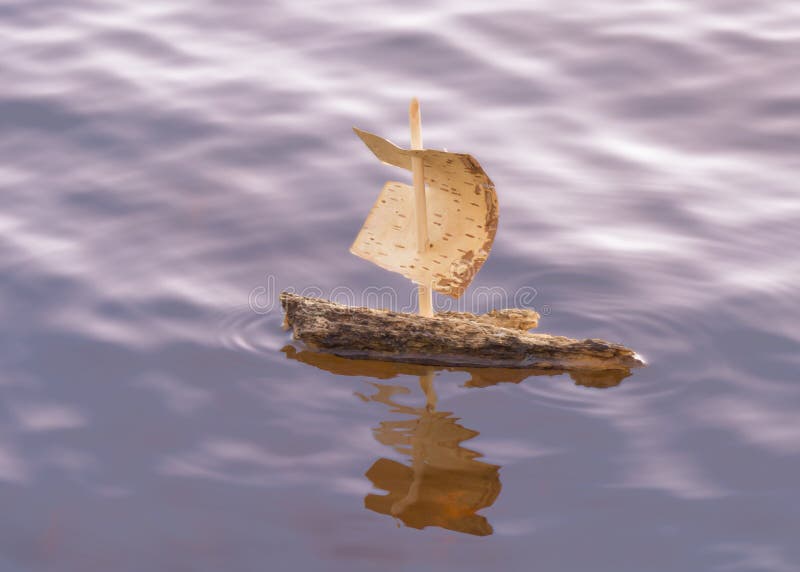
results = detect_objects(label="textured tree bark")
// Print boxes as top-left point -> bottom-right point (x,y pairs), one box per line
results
281,292 -> 644,371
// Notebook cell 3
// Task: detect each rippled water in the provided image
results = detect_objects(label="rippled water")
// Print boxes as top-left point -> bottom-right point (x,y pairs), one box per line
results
2,0 -> 799,570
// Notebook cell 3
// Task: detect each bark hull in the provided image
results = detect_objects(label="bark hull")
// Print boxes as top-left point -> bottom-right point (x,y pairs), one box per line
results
281,292 -> 643,371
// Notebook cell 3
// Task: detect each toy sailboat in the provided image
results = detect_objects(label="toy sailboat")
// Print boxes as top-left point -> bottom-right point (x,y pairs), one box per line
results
281,99 -> 643,373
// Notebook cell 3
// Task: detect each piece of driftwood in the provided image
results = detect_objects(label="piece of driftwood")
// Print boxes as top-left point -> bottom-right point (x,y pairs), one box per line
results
436,307 -> 540,331
281,292 -> 643,371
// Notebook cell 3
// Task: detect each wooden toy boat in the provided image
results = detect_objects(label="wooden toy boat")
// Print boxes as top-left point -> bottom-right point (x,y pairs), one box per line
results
281,99 -> 643,373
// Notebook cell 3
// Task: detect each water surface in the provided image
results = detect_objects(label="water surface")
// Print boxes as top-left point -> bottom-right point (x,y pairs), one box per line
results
1,1 -> 799,570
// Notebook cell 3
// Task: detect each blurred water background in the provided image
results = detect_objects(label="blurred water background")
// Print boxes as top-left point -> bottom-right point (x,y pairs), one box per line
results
1,0 -> 799,570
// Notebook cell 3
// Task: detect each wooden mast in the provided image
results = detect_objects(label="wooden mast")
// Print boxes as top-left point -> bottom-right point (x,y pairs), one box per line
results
409,98 -> 434,317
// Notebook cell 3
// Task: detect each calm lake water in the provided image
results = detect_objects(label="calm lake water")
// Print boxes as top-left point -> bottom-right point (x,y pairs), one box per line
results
2,1 -> 799,570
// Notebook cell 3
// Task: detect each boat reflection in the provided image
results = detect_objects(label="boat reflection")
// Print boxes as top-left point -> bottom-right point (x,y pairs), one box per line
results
282,346 -> 632,536
357,372 -> 500,536
282,345 -> 632,389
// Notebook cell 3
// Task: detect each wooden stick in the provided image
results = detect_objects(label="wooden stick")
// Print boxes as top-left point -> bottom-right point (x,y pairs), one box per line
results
409,97 -> 433,317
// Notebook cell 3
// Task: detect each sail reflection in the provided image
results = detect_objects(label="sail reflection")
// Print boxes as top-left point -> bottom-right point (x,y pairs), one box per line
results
357,373 -> 501,536
282,345 -> 632,536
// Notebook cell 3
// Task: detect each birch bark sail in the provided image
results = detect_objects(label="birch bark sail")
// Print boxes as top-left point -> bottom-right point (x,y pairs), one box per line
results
350,120 -> 498,298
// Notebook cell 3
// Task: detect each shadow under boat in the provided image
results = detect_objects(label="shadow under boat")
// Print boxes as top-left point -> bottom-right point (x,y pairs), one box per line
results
282,345 -> 635,536
282,345 -> 633,389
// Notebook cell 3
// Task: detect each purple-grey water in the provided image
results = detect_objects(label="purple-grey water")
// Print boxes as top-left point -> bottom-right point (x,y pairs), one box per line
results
2,1 -> 799,570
